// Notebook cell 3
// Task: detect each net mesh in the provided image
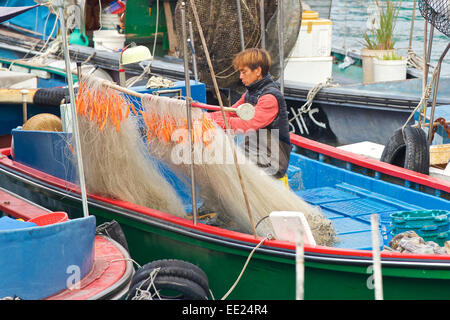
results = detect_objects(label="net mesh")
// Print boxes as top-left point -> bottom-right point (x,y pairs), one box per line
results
419,0 -> 450,37
174,0 -> 302,90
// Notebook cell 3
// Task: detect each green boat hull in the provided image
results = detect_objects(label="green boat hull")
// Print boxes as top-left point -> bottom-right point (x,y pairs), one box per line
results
0,164 -> 448,300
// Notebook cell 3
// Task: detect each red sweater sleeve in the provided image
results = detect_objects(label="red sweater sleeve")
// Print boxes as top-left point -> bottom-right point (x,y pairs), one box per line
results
208,94 -> 278,132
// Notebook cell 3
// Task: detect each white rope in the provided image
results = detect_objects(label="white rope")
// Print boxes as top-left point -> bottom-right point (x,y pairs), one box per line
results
221,235 -> 271,300
288,78 -> 337,123
406,49 -> 429,71
402,64 -> 440,131
129,267 -> 162,300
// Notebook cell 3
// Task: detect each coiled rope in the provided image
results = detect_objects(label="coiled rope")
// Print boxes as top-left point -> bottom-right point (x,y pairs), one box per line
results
288,77 -> 337,123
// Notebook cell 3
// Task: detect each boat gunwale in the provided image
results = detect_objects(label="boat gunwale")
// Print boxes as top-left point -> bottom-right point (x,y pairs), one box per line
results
290,134 -> 450,194
1,146 -> 450,268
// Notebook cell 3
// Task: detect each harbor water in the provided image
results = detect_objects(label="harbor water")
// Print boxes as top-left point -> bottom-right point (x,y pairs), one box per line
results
309,0 -> 450,76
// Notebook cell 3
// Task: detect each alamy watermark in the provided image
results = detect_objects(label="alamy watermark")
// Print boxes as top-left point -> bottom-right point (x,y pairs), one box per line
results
169,128 -> 281,176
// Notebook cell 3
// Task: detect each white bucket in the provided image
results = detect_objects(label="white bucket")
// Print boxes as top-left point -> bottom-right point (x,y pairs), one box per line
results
100,13 -> 121,30
361,48 -> 396,83
93,30 -> 125,52
373,58 -> 407,82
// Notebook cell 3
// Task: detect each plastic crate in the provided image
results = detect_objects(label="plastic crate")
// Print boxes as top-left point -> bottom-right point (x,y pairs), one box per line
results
390,210 -> 450,245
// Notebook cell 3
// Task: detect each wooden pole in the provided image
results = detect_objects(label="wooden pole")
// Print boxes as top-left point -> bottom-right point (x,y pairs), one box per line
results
163,0 -> 178,56
278,0 -> 284,94
260,0 -> 265,49
188,21 -> 199,82
236,0 -> 245,51
181,2 -> 198,225
188,0 -> 258,239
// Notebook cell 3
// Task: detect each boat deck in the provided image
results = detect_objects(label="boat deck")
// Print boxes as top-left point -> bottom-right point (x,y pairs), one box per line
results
287,164 -> 423,250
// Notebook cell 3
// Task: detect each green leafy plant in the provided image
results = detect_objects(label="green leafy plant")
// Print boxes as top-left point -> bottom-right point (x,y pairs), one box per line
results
362,0 -> 402,50
376,52 -> 404,60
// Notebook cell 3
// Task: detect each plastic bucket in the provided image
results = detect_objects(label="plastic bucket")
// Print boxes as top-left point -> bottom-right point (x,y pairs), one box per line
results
28,211 -> 68,226
373,58 -> 407,82
93,30 -> 125,52
361,48 -> 396,83
100,13 -> 121,30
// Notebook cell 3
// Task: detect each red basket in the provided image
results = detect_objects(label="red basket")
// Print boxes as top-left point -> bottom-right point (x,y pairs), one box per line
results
28,211 -> 69,226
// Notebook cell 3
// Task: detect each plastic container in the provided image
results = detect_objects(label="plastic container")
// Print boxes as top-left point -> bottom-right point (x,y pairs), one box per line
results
28,211 -> 68,226
290,10 -> 332,58
390,210 -> 450,245
361,48 -> 396,83
93,30 -> 125,51
69,28 -> 89,46
284,56 -> 332,84
100,13 -> 121,30
373,57 -> 407,82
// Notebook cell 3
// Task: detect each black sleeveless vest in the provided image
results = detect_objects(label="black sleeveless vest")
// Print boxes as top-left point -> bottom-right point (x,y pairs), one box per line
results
243,74 -> 292,178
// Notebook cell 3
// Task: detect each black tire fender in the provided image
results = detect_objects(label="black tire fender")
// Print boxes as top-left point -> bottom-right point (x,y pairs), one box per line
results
380,126 -> 430,174
133,259 -> 208,283
131,266 -> 209,295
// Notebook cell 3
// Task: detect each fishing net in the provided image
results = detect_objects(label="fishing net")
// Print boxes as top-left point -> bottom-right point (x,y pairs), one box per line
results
141,95 -> 336,245
73,76 -> 187,217
418,0 -> 450,37
173,0 -> 302,91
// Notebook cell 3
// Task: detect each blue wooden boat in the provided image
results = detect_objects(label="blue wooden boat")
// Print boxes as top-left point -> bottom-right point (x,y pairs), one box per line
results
0,187 -> 134,300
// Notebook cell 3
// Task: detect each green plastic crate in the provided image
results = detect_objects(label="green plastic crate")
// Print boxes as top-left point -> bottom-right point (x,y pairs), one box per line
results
390,210 -> 450,246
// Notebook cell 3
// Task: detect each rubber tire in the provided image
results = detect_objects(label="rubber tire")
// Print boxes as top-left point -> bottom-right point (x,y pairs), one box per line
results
133,259 -> 208,285
126,275 -> 209,300
33,87 -> 78,106
380,126 -> 430,174
131,266 -> 209,296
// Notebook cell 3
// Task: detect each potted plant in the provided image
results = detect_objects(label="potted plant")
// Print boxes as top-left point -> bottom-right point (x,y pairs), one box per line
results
373,52 -> 407,82
361,0 -> 402,83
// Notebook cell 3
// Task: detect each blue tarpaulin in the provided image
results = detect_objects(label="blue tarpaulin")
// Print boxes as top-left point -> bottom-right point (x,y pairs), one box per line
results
0,0 -> 58,40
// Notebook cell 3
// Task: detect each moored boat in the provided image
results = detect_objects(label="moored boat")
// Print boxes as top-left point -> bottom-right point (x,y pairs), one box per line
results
0,0 -> 445,147
0,186 -> 134,300
0,126 -> 449,300
0,0 -> 449,301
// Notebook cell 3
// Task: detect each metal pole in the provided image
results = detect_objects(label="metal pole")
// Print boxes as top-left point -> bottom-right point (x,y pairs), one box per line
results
371,214 -> 383,300
278,0 -> 284,94
420,19 -> 429,127
427,43 -> 450,145
260,0 -> 265,49
55,0 -> 89,218
295,227 -> 304,300
188,21 -> 199,82
181,2 -> 198,225
21,89 -> 28,124
236,0 -> 245,51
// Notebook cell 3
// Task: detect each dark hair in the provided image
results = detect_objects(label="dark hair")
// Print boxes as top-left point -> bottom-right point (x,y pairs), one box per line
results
232,48 -> 271,76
